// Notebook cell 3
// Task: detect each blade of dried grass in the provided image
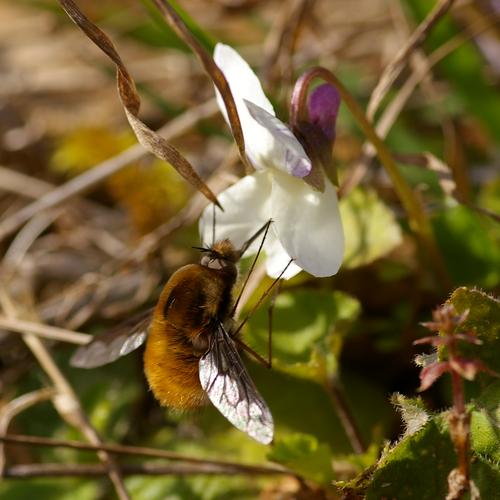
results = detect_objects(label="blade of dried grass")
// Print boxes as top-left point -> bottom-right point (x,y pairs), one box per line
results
367,0 -> 456,120
0,390 -> 56,475
57,0 -> 219,208
262,0 -> 316,86
0,317 -> 90,345
338,16 -> 499,199
0,286 -> 130,499
0,433 -> 289,474
3,461 -> 287,478
151,0 -> 251,171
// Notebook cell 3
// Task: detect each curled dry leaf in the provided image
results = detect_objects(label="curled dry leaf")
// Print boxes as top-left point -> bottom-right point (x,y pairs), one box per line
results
58,0 -> 220,208
152,0 -> 250,172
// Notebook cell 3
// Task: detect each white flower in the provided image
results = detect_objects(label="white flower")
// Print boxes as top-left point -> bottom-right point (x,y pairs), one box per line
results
199,43 -> 344,279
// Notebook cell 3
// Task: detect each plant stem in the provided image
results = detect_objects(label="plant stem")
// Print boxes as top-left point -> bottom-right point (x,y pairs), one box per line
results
326,377 -> 366,454
0,433 -> 288,475
447,340 -> 471,500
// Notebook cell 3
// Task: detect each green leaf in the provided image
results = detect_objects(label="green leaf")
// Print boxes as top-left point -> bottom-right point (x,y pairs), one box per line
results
391,394 -> 430,437
365,418 -> 455,499
364,416 -> 467,500
471,456 -> 500,499
246,290 -> 360,381
471,381 -> 500,462
339,188 -> 402,269
268,433 -> 334,486
448,287 -> 500,372
433,206 -> 500,288
360,407 -> 499,499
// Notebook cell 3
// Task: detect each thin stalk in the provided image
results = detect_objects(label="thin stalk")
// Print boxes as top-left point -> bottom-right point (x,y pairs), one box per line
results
0,434 -> 289,475
326,377 -> 366,454
447,341 -> 471,500
2,461 -> 288,478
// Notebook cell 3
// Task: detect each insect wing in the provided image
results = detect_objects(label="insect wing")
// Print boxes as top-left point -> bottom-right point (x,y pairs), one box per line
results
199,324 -> 274,445
70,308 -> 153,368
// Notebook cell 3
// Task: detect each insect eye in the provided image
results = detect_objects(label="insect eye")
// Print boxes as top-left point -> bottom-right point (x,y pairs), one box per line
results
201,255 -> 228,270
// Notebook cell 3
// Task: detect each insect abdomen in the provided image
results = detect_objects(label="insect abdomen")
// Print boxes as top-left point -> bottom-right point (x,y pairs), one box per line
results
144,319 -> 206,410
143,262 -> 236,411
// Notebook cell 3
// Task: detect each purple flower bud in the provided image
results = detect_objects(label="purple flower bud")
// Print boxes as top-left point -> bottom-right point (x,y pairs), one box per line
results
308,84 -> 340,141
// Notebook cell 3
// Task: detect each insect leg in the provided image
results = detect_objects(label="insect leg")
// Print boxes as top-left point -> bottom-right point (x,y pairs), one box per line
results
266,280 -> 281,369
211,203 -> 216,247
231,219 -> 272,317
232,258 -> 293,344
233,337 -> 270,368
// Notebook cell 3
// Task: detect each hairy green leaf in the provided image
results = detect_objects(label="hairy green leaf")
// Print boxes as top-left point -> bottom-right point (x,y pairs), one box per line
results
449,287 -> 500,372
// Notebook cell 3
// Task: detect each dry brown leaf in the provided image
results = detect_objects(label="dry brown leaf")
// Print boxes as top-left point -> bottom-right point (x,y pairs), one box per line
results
152,0 -> 251,172
58,0 -> 220,208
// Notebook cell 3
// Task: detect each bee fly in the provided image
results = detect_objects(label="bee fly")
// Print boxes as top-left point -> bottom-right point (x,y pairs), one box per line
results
71,220 -> 290,444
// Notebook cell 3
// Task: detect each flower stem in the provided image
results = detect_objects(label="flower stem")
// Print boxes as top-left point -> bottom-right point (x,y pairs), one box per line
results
291,68 -> 451,290
447,341 -> 471,500
326,376 -> 366,454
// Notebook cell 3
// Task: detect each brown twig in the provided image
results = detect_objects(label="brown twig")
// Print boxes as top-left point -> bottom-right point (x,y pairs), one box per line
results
0,316 -> 90,345
0,390 -> 56,475
262,0 -> 316,87
0,433 -> 289,474
3,461 -> 287,478
0,287 -> 130,500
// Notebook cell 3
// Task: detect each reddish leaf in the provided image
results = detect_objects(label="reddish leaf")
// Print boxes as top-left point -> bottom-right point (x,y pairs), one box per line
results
450,357 -> 500,381
413,335 -> 450,346
454,333 -> 482,345
418,361 -> 450,391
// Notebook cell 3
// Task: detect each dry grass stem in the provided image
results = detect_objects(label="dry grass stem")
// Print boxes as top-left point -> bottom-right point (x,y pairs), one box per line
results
0,389 -> 56,475
367,0 -> 456,120
0,286 -> 130,499
0,433 -> 289,474
0,317 -> 90,345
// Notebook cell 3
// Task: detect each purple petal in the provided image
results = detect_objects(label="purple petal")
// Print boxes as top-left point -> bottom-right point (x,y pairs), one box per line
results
285,150 -> 312,178
308,84 -> 341,141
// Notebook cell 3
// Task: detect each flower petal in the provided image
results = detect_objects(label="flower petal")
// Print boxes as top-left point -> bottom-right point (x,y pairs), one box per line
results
264,234 -> 303,279
214,43 -> 274,119
244,100 -> 312,178
270,171 -> 344,277
199,171 -> 272,254
308,83 -> 341,141
213,44 -> 277,169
